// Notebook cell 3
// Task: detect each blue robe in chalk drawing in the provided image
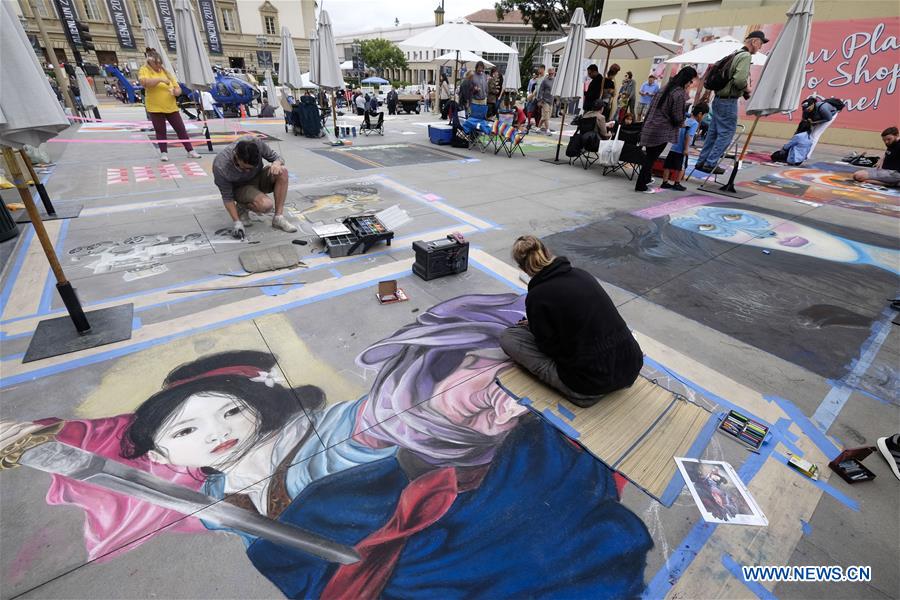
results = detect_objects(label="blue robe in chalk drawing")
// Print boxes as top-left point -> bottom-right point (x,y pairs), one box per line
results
246,415 -> 654,599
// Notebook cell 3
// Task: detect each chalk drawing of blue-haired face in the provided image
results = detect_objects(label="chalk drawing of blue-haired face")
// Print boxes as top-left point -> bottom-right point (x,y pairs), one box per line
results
669,206 -> 900,274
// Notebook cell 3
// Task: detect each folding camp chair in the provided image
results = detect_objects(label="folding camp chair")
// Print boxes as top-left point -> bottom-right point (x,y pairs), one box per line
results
279,86 -> 296,133
495,123 -> 527,158
461,103 -> 491,150
482,119 -> 502,153
602,123 -> 643,180
360,111 -> 384,135
570,117 -> 601,170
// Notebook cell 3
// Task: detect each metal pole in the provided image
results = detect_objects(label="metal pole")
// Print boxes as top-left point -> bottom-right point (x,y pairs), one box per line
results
27,0 -> 76,113
1,147 -> 90,333
18,149 -> 56,216
665,0 -> 689,82
719,115 -> 759,193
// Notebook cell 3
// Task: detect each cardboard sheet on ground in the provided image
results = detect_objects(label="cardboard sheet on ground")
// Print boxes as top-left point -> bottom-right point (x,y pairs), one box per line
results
239,244 -> 302,273
496,366 -> 715,506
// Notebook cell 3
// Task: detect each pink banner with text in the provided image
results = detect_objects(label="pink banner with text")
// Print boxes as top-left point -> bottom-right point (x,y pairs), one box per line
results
748,18 -> 899,132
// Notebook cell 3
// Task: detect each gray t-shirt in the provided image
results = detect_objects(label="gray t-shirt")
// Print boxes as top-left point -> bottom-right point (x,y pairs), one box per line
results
471,71 -> 489,100
539,76 -> 554,104
213,137 -> 283,204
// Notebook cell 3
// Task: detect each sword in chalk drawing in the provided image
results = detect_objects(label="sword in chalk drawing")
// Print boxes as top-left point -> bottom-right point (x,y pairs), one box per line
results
2,433 -> 359,565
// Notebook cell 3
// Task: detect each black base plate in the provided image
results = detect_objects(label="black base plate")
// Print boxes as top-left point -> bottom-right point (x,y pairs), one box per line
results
697,184 -> 756,200
15,204 -> 83,223
539,158 -> 568,165
23,303 -> 134,363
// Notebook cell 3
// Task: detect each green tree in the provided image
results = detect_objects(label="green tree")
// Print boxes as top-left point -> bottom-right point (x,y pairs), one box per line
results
494,0 -> 605,33
358,38 -> 408,74
518,34 -> 541,90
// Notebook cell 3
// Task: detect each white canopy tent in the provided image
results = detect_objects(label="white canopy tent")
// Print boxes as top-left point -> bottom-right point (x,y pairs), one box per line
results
432,50 -> 493,68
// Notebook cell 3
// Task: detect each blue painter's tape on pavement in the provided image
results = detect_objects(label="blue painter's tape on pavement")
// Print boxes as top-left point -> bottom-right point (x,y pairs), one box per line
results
642,436 -> 777,599
0,227 -> 35,317
800,519 -> 812,536
721,553 -> 778,600
773,452 -> 859,511
557,403 -> 576,421
767,395 -> 840,461
540,408 -> 581,439
812,308 -> 895,433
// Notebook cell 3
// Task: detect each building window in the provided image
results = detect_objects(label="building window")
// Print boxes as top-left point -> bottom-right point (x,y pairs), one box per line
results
83,0 -> 104,20
264,15 -> 277,35
222,8 -> 236,31
32,0 -> 49,17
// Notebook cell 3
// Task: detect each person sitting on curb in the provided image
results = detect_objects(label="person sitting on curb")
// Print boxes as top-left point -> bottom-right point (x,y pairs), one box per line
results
853,126 -> 899,188
213,137 -> 298,239
499,236 -> 644,408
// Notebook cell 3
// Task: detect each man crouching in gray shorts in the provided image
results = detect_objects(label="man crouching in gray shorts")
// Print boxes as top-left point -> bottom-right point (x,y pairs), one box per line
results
213,137 -> 298,238
853,126 -> 899,188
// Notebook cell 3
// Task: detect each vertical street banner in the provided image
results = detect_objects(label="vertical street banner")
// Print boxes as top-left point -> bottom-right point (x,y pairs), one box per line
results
197,0 -> 223,55
154,0 -> 177,52
52,0 -> 82,47
106,0 -> 136,49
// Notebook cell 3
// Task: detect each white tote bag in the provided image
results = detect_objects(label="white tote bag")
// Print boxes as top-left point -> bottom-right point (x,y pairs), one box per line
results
597,124 -> 625,166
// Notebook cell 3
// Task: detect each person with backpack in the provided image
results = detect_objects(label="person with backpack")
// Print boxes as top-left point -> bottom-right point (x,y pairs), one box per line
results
853,126 -> 900,188
696,31 -> 769,175
801,96 -> 845,157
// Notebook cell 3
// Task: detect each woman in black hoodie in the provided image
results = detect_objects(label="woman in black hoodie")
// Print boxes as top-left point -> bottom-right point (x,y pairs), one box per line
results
500,236 -> 643,407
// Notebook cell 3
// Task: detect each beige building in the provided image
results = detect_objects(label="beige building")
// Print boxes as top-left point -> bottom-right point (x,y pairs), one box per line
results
15,0 -> 316,75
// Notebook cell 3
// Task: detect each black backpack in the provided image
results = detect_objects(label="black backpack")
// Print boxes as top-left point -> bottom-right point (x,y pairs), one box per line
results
704,51 -> 743,92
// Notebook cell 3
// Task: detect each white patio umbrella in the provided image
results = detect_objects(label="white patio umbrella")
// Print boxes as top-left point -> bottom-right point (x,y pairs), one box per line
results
314,10 -> 345,140
712,0 -> 813,195
0,0 -> 67,149
547,8 -> 586,164
298,72 -> 347,89
503,42 -> 521,92
75,67 -> 98,109
141,14 -> 175,76
279,26 -> 303,90
340,60 -> 353,71
401,19 -> 514,89
545,18 -> 681,71
173,0 -> 214,89
432,50 -> 493,68
666,36 -> 768,67
541,48 -> 554,71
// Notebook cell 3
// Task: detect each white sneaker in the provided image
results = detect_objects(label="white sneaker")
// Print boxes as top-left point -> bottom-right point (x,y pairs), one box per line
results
160,154 -> 169,162
187,151 -> 201,159
272,214 -> 297,233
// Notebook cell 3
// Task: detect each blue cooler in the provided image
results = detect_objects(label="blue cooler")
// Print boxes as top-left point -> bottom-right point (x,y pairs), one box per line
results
428,124 -> 453,145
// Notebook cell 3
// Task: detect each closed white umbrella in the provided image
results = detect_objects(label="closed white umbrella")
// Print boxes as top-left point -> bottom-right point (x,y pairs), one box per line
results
503,42 -> 521,92
313,10 -> 343,89
0,0 -> 67,149
666,36 -> 767,66
545,18 -> 681,72
279,26 -> 303,90
432,50 -> 493,68
173,0 -> 214,89
75,67 -> 98,109
263,69 -> 276,105
747,0 -> 813,117
309,28 -> 319,84
541,48 -> 553,70
547,8 -> 586,164
141,15 -> 175,76
712,0 -> 814,195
